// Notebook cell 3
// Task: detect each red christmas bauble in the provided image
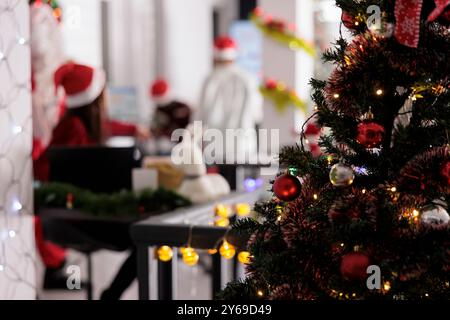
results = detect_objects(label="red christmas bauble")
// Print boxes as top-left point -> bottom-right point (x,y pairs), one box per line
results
304,122 -> 321,135
441,160 -> 450,185
341,11 -> 356,29
340,252 -> 370,281
273,173 -> 301,201
356,122 -> 385,148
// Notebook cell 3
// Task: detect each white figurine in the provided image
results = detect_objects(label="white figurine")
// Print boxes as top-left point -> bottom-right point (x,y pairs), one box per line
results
171,125 -> 230,204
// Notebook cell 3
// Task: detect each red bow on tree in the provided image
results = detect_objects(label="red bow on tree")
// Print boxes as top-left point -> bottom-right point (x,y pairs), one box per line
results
394,0 -> 450,47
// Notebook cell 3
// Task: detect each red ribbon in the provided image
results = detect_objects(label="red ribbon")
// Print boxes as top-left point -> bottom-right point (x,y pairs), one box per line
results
394,0 -> 450,47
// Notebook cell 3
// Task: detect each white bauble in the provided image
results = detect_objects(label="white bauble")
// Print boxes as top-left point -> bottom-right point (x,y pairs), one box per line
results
421,204 -> 450,228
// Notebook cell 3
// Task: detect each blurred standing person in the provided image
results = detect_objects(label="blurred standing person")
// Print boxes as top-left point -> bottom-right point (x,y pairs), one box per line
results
199,36 -> 263,163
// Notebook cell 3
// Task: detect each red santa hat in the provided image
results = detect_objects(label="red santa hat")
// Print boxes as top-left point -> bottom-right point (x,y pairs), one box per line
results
54,62 -> 106,108
150,78 -> 172,105
213,36 -> 237,61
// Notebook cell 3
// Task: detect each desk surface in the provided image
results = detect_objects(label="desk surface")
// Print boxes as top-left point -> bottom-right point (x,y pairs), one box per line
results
130,189 -> 264,249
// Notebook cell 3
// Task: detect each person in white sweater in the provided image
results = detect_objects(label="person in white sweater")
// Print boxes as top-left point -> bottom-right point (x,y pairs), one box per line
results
199,36 -> 263,164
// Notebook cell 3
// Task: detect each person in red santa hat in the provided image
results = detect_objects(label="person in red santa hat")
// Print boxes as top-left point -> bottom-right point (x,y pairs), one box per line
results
199,35 -> 262,163
34,61 -> 150,292
149,78 -> 191,155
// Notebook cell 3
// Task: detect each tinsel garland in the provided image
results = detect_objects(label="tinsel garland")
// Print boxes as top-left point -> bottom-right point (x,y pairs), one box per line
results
34,182 -> 191,217
396,145 -> 450,194
260,79 -> 307,113
249,8 -> 315,57
30,0 -> 62,22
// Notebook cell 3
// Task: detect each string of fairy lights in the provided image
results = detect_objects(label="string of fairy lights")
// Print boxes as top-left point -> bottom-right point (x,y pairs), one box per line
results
154,203 -> 252,266
0,0 -> 36,297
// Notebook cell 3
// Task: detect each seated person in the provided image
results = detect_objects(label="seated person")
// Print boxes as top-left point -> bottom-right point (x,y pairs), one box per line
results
149,78 -> 191,155
34,62 -> 148,298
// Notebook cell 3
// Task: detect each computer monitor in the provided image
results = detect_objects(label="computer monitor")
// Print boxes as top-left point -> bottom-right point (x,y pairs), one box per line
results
48,146 -> 141,193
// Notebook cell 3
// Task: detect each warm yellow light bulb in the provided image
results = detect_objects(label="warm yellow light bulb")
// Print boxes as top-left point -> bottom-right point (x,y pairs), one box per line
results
362,189 -> 367,194
313,194 -> 318,200
215,204 -> 230,218
156,246 -> 173,262
207,248 -> 217,255
214,217 -> 230,227
383,281 -> 391,292
390,186 -> 397,192
236,203 -> 251,216
327,155 -> 333,165
237,251 -> 251,264
412,209 -> 419,217
376,89 -> 383,95
219,240 -> 236,259
182,247 -> 199,266
257,290 -> 264,297
333,93 -> 340,99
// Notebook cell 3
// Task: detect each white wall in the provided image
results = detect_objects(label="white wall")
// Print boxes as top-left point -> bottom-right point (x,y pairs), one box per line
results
58,0 -> 103,67
158,0 -> 214,107
0,0 -> 36,299
260,0 -> 314,149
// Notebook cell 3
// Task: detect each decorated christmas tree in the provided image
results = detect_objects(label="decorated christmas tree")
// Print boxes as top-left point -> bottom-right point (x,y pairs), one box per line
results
219,0 -> 450,300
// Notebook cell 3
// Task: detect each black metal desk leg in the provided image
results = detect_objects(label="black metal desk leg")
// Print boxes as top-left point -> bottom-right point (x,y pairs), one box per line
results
212,252 -> 222,298
137,245 -> 149,300
158,259 -> 173,300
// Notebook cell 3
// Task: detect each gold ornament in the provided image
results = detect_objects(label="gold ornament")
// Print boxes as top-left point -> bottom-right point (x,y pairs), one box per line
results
219,240 -> 236,259
182,247 -> 199,266
237,251 -> 251,264
156,246 -> 173,262
236,203 -> 251,216
329,163 -> 354,186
